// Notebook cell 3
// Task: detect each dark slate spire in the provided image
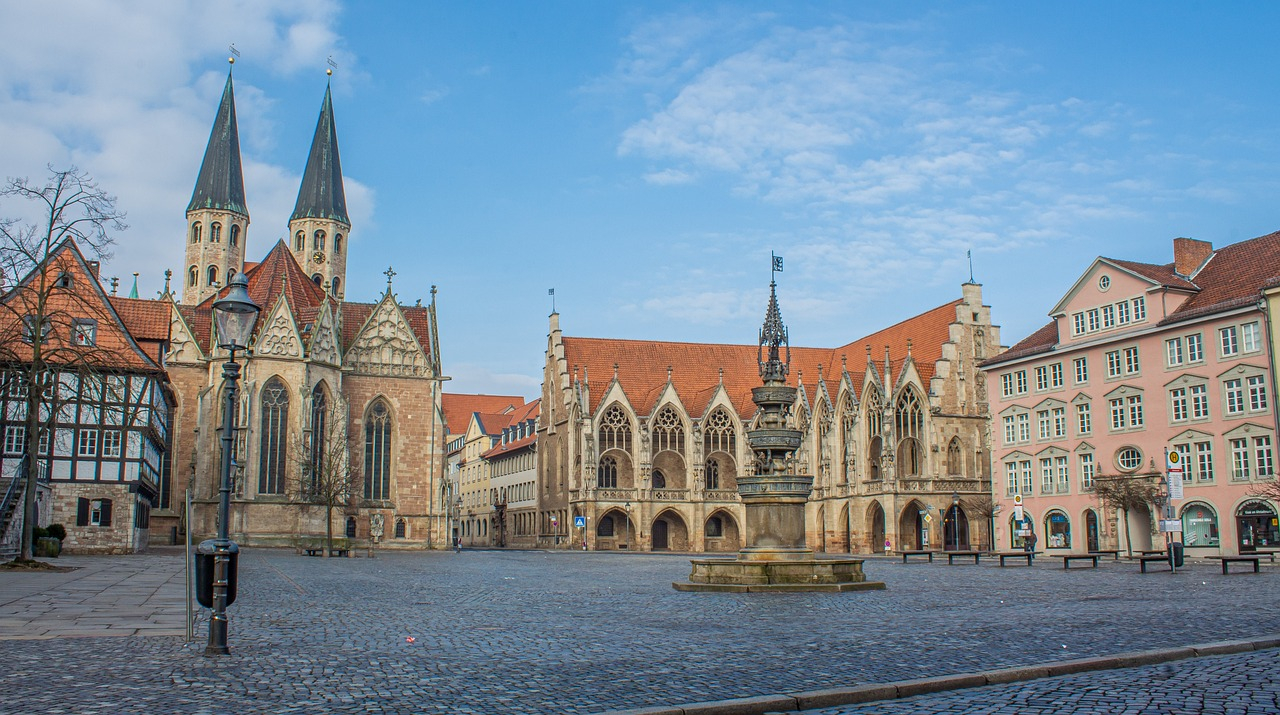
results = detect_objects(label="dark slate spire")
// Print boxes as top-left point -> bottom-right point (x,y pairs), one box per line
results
187,70 -> 248,216
291,82 -> 349,224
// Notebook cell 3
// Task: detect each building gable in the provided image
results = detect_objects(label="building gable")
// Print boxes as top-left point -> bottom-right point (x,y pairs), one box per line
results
255,294 -> 304,359
345,293 -> 431,377
308,301 -> 340,366
166,300 -> 205,364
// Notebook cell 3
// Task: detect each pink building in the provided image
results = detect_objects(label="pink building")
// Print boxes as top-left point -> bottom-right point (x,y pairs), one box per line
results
983,233 -> 1280,556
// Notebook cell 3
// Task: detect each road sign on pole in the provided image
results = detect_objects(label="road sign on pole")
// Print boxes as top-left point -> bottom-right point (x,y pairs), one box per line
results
574,515 -> 586,529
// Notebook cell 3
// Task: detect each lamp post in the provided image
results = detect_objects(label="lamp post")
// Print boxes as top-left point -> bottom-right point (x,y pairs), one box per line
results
205,273 -> 260,656
950,492 -> 960,551
452,496 -> 461,552
623,501 -> 631,550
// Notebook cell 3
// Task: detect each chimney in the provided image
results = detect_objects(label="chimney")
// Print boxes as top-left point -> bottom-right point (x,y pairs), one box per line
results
1173,237 -> 1213,277
86,260 -> 100,280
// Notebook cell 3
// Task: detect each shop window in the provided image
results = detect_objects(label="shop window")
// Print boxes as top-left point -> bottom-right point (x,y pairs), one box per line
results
1045,510 -> 1071,549
1180,503 -> 1220,547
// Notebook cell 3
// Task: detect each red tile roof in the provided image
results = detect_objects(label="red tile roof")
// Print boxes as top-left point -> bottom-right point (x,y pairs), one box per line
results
981,321 -> 1057,367
442,393 -> 525,435
481,432 -> 536,460
109,297 -> 171,341
563,299 -> 962,417
1106,258 -> 1199,291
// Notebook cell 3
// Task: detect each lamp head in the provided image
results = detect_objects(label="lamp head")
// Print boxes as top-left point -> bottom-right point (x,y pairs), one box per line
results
213,273 -> 260,352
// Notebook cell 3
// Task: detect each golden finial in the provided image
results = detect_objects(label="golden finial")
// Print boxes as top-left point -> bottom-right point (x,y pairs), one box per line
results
229,57 -> 235,65
326,68 -> 333,76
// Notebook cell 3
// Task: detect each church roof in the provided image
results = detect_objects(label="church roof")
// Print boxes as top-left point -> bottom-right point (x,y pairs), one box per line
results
187,72 -> 248,216
291,83 -> 349,224
562,299 -> 960,418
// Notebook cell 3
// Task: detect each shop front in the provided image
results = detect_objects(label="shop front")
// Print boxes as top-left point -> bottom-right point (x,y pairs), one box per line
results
1235,500 -> 1279,552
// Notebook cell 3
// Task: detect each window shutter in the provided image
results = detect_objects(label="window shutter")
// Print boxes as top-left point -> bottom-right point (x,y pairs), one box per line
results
76,498 -> 89,526
100,498 -> 112,527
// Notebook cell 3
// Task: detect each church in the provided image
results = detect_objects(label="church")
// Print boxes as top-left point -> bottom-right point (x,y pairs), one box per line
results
537,282 -> 1001,554
159,67 -> 448,550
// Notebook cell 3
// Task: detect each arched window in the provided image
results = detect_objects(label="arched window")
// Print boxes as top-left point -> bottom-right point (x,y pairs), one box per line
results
597,456 -> 617,488
706,515 -> 723,537
229,224 -> 240,247
210,223 -> 221,243
312,274 -> 323,288
395,518 -> 406,539
314,230 -> 325,252
191,223 -> 201,243
331,276 -> 341,297
364,400 -> 392,500
206,265 -> 218,286
598,405 -> 632,454
840,394 -> 857,483
295,231 -> 305,252
335,234 -> 343,253
703,408 -> 735,455
1180,502 -> 1219,547
651,468 -> 666,489
1045,509 -> 1071,549
227,268 -> 236,283
947,437 -> 963,475
597,515 -> 615,537
258,378 -> 289,494
188,266 -> 197,287
896,388 -> 925,476
705,458 -> 720,490
651,406 -> 684,455
345,516 -> 357,538
308,384 -> 328,496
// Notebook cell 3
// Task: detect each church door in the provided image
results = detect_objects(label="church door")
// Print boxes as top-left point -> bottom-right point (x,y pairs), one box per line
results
652,519 -> 669,550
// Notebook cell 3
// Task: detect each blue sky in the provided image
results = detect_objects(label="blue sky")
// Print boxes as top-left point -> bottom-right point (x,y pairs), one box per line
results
2,2 -> 1279,398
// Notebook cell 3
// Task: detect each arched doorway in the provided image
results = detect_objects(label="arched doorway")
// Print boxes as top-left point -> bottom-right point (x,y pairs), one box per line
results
942,504 -> 970,551
1045,509 -> 1071,550
837,503 -> 852,553
1236,500 -> 1279,552
1009,512 -> 1034,549
900,501 -> 927,550
703,510 -> 740,552
868,501 -> 886,553
651,510 -> 689,551
1126,505 -> 1154,552
815,505 -> 827,553
652,519 -> 669,550
1085,509 -> 1100,552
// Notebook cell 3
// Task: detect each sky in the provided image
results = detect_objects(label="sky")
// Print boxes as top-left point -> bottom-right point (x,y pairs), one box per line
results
2,2 -> 1279,399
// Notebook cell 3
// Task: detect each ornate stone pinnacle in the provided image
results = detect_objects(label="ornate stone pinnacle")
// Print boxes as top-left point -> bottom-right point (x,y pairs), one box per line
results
757,280 -> 790,383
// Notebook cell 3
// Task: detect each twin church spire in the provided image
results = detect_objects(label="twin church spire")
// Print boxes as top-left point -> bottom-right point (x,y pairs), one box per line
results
182,65 -> 349,305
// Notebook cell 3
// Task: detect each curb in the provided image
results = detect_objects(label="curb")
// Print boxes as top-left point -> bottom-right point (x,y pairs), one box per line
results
594,635 -> 1280,715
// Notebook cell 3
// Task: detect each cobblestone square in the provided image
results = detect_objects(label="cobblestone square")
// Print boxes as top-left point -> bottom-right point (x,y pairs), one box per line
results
1,550 -> 1278,714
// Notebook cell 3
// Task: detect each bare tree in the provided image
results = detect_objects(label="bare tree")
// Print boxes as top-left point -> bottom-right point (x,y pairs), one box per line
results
290,395 -> 359,556
1246,478 -> 1280,503
1091,473 -> 1163,556
962,494 -> 998,551
0,167 -> 126,563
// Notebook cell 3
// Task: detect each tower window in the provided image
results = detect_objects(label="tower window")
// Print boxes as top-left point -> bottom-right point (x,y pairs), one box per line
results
191,223 -> 201,243
314,230 -> 325,252
334,234 -> 343,254
210,223 -> 221,243
331,276 -> 340,297
207,265 -> 218,286
295,231 -> 305,252
230,224 -> 240,247
188,266 -> 197,287
228,268 -> 237,282
312,274 -> 323,288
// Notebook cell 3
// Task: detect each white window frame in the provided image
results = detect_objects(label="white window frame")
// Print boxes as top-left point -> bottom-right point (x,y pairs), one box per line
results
1242,322 -> 1262,353
77,428 -> 98,457
1166,338 -> 1184,367
1079,452 -> 1095,489
1076,403 -> 1091,435
1132,296 -> 1146,321
1221,326 -> 1239,357
1050,363 -> 1063,388
1073,357 -> 1088,384
1186,333 -> 1203,363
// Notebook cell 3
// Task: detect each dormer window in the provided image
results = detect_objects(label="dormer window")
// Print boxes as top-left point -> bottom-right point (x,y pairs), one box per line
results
54,271 -> 73,289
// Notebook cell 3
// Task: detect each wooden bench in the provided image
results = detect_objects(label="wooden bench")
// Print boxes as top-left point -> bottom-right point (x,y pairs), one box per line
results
996,552 -> 1033,566
1218,555 -> 1262,574
1088,549 -> 1121,561
304,547 -> 350,557
1138,555 -> 1170,573
1249,549 -> 1278,562
1057,554 -> 1099,569
946,550 -> 981,565
898,550 -> 936,563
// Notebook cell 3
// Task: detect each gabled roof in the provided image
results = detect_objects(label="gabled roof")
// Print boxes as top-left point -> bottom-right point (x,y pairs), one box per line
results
110,297 -> 171,341
473,412 -> 514,436
442,393 -> 525,436
481,432 -> 537,461
187,71 -> 247,217
1106,259 -> 1199,291
562,299 -> 961,417
291,83 -> 349,224
1161,230 -> 1280,325
980,321 -> 1058,367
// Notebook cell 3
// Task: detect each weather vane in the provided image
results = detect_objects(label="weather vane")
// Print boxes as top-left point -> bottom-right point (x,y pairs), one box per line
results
229,44 -> 240,65
327,55 -> 338,77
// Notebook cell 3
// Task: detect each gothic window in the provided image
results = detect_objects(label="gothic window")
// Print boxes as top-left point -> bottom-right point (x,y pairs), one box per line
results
597,515 -> 615,537
840,394 -> 857,482
865,389 -> 883,479
314,230 -> 326,252
210,223 -> 221,243
652,468 -> 666,489
394,518 -> 406,539
947,437 -> 963,475
312,274 -> 323,288
335,234 -> 343,254
651,406 -> 685,455
597,456 -> 617,488
206,265 -> 218,286
331,276 -> 341,297
258,378 -> 289,494
598,404 -> 632,454
896,388 -> 925,476
191,222 -> 201,243
364,400 -> 392,500
188,266 -> 197,287
295,231 -> 305,252
868,436 -> 882,480
308,383 -> 328,496
229,224 -> 240,247
703,408 -> 736,456
705,458 -> 720,489
706,515 -> 724,537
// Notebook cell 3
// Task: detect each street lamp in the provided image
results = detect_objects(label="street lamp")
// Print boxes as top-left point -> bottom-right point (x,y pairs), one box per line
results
951,492 -> 960,552
623,501 -> 631,550
205,273 -> 260,656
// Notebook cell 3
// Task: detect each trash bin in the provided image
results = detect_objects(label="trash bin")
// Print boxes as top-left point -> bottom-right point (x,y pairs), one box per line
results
195,539 -> 239,608
1170,541 -> 1184,568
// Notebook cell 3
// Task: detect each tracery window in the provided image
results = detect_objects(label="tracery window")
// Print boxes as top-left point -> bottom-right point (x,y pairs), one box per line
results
947,437 -> 963,475
704,458 -> 720,489
258,378 -> 289,494
896,388 -> 925,476
308,384 -> 328,496
840,394 -> 857,483
703,408 -> 736,455
364,400 -> 392,500
651,405 -> 685,455
597,456 -> 617,488
598,404 -> 632,454
865,389 -> 883,479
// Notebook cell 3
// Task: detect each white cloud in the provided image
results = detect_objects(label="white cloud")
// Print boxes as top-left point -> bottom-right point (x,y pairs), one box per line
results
0,0 -> 360,296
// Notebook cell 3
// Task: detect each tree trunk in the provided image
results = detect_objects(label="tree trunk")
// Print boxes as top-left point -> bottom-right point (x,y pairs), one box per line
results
324,503 -> 334,558
1121,507 -> 1133,556
19,369 -> 42,562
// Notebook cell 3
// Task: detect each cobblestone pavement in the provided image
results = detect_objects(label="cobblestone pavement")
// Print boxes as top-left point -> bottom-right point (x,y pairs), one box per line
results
0,550 -> 1278,714
804,647 -> 1280,714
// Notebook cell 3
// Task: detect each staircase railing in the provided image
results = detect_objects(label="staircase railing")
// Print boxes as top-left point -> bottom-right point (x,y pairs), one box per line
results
0,464 -> 26,541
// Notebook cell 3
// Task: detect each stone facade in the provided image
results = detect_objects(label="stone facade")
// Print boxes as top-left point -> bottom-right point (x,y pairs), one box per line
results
539,282 -> 1000,554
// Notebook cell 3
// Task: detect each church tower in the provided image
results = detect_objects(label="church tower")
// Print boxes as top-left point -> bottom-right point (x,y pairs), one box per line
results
288,78 -> 350,300
183,64 -> 249,305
